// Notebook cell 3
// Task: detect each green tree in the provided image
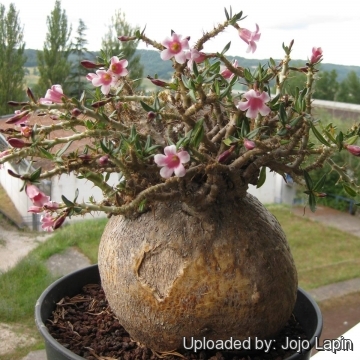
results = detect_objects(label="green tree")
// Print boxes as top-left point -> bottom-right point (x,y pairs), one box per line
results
0,3 -> 26,115
36,0 -> 72,96
336,71 -> 360,104
101,10 -> 143,81
68,19 -> 92,97
314,70 -> 339,101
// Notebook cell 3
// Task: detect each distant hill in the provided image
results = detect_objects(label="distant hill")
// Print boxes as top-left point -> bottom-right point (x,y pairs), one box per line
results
24,48 -> 360,83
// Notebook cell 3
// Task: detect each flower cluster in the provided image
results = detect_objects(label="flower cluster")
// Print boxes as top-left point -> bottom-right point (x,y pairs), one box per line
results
25,185 -> 63,231
0,6 -> 359,231
86,56 -> 129,95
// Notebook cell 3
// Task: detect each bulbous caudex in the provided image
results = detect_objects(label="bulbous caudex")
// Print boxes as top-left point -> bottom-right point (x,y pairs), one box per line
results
99,193 -> 297,352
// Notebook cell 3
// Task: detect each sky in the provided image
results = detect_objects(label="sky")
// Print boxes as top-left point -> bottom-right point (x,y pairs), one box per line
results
1,0 -> 359,67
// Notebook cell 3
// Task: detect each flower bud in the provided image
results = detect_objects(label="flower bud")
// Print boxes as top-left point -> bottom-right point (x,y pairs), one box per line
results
91,98 -> 112,108
346,145 -> 360,157
7,138 -> 30,148
7,169 -> 22,178
310,47 -> 323,64
147,76 -> 168,87
244,139 -> 256,150
80,60 -> 105,69
26,87 -> 36,102
147,111 -> 156,120
315,192 -> 327,198
7,101 -> 29,107
78,154 -> 92,163
98,155 -> 109,166
71,108 -> 82,117
118,35 -> 136,42
217,145 -> 235,163
6,110 -> 31,124
53,214 -> 67,230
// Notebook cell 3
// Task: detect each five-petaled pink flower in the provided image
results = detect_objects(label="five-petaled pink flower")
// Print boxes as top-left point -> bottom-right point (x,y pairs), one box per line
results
237,89 -> 271,118
310,47 -> 323,64
221,59 -> 238,80
88,69 -> 117,95
161,33 -> 189,64
41,212 -> 56,232
238,24 -> 260,53
154,145 -> 190,178
186,49 -> 206,70
26,184 -> 50,207
39,85 -> 65,104
109,56 -> 129,77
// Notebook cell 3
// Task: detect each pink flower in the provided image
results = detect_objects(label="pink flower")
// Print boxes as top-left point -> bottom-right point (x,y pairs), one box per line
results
154,145 -> 190,178
220,59 -> 238,80
186,49 -> 206,70
41,212 -> 56,232
346,145 -> 360,157
237,89 -> 271,118
310,47 -> 323,64
109,56 -> 129,77
87,69 -> 117,95
26,184 -> 50,207
43,201 -> 60,210
39,85 -> 65,104
20,125 -> 32,138
28,206 -> 43,213
238,24 -> 261,53
161,33 -> 189,64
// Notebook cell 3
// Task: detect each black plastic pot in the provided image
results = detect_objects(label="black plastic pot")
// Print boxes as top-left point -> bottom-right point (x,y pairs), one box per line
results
35,264 -> 322,360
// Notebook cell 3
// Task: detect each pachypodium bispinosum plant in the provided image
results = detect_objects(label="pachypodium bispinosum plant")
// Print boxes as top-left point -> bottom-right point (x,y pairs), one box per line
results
1,7 -> 360,231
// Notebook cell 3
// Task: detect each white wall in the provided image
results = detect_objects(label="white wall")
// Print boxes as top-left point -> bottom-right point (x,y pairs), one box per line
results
0,162 -> 34,226
247,168 -> 296,205
51,172 -> 120,222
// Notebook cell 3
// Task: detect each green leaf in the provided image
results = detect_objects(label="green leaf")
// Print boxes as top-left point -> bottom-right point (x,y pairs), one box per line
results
192,61 -> 199,77
278,102 -> 287,126
309,193 -> 317,212
188,89 -> 196,102
39,147 -> 54,160
140,101 -> 155,113
241,118 -> 250,137
336,131 -> 344,151
29,167 -> 42,182
221,41 -> 231,55
313,173 -> 327,192
181,74 -> 191,89
56,141 -> 73,157
61,195 -> 74,207
309,121 -> 331,147
257,166 -> 266,188
323,130 -> 337,144
345,135 -> 359,145
289,115 -> 303,127
303,170 -> 313,191
343,184 -> 357,197
224,7 -> 230,20
191,119 -> 204,148
73,188 -> 79,203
